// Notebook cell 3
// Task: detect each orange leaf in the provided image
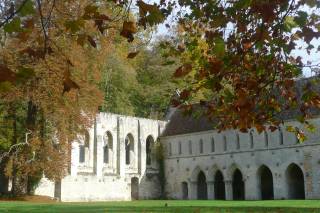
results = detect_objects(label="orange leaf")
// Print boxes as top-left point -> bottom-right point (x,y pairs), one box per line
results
174,64 -> 192,78
127,51 -> 140,59
0,65 -> 16,83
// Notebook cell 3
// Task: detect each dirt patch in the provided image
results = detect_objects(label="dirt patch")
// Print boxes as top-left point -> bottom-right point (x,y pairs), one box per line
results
0,195 -> 56,203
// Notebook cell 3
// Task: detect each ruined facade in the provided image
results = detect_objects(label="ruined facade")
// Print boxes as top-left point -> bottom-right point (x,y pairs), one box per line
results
35,113 -> 167,201
161,108 -> 320,200
34,79 -> 320,201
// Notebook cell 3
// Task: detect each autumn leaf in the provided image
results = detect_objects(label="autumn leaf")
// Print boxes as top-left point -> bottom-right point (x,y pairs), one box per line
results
87,35 -> 97,48
137,0 -> 164,28
127,51 -> 139,59
0,65 -> 16,83
174,64 -> 192,78
63,70 -> 80,94
120,21 -> 137,42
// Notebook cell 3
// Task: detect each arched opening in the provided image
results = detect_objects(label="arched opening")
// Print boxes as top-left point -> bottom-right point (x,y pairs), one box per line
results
232,169 -> 245,200
197,171 -> 208,200
214,170 -> 225,200
79,131 -> 90,163
131,177 -> 139,200
181,182 -> 188,200
258,165 -> 274,200
286,163 -> 305,199
146,136 -> 154,166
103,131 -> 113,164
125,134 -> 134,165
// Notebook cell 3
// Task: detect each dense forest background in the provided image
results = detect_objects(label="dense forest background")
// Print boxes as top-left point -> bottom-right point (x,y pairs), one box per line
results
99,36 -> 181,119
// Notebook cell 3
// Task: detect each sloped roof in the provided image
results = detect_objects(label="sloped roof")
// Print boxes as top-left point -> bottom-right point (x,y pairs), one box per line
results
161,77 -> 320,137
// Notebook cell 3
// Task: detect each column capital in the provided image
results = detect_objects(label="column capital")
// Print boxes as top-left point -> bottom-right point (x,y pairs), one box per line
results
224,180 -> 233,185
206,181 -> 215,185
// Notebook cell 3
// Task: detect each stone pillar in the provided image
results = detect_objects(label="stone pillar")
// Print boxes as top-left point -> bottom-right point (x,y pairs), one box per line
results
189,181 -> 197,200
117,117 -> 125,176
225,180 -> 233,200
244,175 -> 259,200
207,181 -> 215,199
70,142 -> 79,176
273,172 -> 287,200
96,134 -> 103,177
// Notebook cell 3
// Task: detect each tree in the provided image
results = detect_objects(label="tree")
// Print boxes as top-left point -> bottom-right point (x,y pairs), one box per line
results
162,0 -> 320,139
0,0 -> 166,195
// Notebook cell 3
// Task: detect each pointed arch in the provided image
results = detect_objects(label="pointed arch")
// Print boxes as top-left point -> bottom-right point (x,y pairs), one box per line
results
226,163 -> 242,180
232,168 -> 245,200
197,171 -> 208,200
257,165 -> 274,200
125,133 -> 134,165
191,166 -> 205,182
214,170 -> 226,200
79,130 -> 90,163
103,131 -> 113,164
286,163 -> 305,199
146,135 -> 155,166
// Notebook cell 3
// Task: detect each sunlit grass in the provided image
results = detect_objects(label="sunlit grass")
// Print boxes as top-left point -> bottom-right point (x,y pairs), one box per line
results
0,200 -> 320,213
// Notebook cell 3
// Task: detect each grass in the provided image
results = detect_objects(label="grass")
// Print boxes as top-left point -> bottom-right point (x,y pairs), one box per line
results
0,200 -> 320,213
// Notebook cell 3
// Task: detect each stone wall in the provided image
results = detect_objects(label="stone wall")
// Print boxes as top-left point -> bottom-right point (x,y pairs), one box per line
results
35,112 -> 167,202
161,117 -> 320,200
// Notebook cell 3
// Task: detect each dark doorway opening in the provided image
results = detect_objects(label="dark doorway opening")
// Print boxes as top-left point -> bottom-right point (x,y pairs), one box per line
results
182,182 -> 188,199
286,164 -> 305,199
197,171 -> 208,200
258,165 -> 274,200
131,177 -> 139,200
232,169 -> 245,200
214,170 -> 225,200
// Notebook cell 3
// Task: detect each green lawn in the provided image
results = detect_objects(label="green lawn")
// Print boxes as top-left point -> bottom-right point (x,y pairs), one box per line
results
0,200 -> 320,213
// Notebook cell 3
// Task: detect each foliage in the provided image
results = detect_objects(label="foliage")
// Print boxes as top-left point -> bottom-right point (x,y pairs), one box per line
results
153,141 -> 165,198
162,0 -> 320,140
100,40 -> 181,119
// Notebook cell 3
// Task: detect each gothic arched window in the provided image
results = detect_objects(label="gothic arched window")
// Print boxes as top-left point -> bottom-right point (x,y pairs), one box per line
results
199,139 -> 203,154
103,131 -> 113,164
236,133 -> 240,150
189,140 -> 192,154
125,134 -> 134,165
146,136 -> 154,165
211,137 -> 215,152
279,128 -> 284,145
79,131 -> 90,163
223,135 -> 227,151
264,131 -> 269,148
250,131 -> 254,149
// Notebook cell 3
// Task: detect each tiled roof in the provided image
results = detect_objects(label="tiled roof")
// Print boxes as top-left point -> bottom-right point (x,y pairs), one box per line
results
161,77 -> 320,137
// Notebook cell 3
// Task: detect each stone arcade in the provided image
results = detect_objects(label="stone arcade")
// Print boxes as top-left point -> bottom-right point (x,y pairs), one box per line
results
35,88 -> 320,201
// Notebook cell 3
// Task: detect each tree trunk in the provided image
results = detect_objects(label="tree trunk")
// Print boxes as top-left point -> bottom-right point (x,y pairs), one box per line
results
12,101 -> 38,196
11,104 -> 28,196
